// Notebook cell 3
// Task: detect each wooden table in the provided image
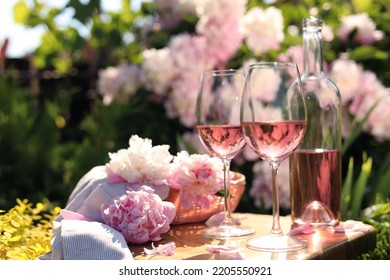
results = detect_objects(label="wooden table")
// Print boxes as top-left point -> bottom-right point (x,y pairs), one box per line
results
131,213 -> 376,260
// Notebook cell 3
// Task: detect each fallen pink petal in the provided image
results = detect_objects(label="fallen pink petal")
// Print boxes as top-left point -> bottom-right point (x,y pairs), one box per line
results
334,220 -> 372,233
205,212 -> 245,227
287,222 -> 315,236
143,242 -> 176,256
205,245 -> 246,260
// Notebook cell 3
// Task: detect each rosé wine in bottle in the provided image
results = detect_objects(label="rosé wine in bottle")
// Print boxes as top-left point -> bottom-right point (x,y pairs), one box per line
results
195,125 -> 245,160
242,121 -> 307,163
289,16 -> 342,227
289,149 -> 341,226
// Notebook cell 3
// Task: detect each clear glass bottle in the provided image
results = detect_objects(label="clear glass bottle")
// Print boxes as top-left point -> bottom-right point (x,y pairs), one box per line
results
289,16 -> 342,227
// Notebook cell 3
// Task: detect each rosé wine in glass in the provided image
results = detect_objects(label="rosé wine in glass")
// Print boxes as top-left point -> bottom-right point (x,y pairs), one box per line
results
195,125 -> 245,160
242,121 -> 307,163
195,69 -> 255,239
241,62 -> 308,252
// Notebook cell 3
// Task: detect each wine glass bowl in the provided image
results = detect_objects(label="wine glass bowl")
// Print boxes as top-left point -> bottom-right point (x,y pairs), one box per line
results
195,69 -> 255,239
241,62 -> 308,251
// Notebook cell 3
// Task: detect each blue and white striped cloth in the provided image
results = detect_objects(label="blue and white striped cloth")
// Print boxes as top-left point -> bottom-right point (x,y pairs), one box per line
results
39,166 -> 134,260
39,220 -> 133,260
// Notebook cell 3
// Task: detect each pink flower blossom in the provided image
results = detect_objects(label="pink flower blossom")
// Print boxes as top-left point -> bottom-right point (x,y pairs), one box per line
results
241,6 -> 284,55
168,151 -> 224,209
164,77 -> 199,127
101,186 -> 176,244
337,13 -> 384,45
278,46 -> 305,75
329,58 -> 390,141
329,58 -> 363,106
97,64 -> 141,105
195,0 -> 246,66
168,34 -> 212,75
141,48 -> 179,96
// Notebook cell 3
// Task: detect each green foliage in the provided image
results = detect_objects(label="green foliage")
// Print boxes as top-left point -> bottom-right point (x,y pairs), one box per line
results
0,78 -> 75,208
359,198 -> 390,260
0,198 -> 60,260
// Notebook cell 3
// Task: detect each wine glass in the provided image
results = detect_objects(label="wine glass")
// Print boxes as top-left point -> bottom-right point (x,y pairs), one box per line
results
240,62 -> 308,251
195,69 -> 255,239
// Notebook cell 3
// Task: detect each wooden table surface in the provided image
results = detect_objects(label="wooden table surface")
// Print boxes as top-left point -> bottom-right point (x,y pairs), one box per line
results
131,213 -> 376,260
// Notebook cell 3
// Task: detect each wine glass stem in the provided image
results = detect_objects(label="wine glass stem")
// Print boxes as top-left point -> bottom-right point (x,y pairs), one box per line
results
270,162 -> 283,236
221,158 -> 233,227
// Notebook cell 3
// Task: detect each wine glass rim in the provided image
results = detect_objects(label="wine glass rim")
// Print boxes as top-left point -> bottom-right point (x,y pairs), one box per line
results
201,68 -> 244,76
248,62 -> 298,69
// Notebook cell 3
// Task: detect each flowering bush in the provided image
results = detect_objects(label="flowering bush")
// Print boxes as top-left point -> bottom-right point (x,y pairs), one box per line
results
0,199 -> 60,260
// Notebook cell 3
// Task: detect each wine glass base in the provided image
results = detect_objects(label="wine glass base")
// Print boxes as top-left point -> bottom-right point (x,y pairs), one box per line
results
246,235 -> 307,252
202,225 -> 255,239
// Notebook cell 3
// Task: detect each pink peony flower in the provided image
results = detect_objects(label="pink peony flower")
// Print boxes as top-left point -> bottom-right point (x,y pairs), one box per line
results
97,64 -> 141,105
101,186 -> 176,244
141,48 -> 179,96
168,151 -> 224,209
337,13 -> 384,45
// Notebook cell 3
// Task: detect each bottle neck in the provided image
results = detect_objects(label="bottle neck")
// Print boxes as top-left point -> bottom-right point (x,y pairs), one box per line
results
303,28 -> 323,76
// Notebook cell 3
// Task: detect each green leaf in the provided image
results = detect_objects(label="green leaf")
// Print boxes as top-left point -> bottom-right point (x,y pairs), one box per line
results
66,0 -> 100,24
349,46 -> 389,61
341,157 -> 354,220
342,99 -> 380,155
372,158 -> 390,202
351,154 -> 373,220
13,1 -> 30,24
352,0 -> 372,12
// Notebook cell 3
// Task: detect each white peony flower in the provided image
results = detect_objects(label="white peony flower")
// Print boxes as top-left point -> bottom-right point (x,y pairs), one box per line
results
241,6 -> 285,55
106,135 -> 174,198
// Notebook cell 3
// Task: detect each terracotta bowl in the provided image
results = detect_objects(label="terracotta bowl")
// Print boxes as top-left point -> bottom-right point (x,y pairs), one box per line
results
165,172 -> 245,225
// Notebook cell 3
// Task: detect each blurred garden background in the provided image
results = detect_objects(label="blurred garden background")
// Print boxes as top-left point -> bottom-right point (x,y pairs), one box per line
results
0,0 -> 389,259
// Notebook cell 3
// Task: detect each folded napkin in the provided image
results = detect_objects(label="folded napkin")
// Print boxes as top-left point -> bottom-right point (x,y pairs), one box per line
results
63,165 -> 128,223
39,219 -> 133,260
39,166 -> 135,260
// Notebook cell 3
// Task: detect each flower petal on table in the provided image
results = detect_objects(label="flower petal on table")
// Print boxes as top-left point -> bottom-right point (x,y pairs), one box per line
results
143,242 -> 176,256
334,220 -> 371,233
205,245 -> 246,260
205,212 -> 243,227
287,222 -> 315,236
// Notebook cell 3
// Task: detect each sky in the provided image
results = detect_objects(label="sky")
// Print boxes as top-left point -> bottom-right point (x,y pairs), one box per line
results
0,0 -> 123,58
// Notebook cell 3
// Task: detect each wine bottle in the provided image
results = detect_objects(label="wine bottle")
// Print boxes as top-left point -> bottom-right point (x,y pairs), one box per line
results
289,16 -> 342,227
